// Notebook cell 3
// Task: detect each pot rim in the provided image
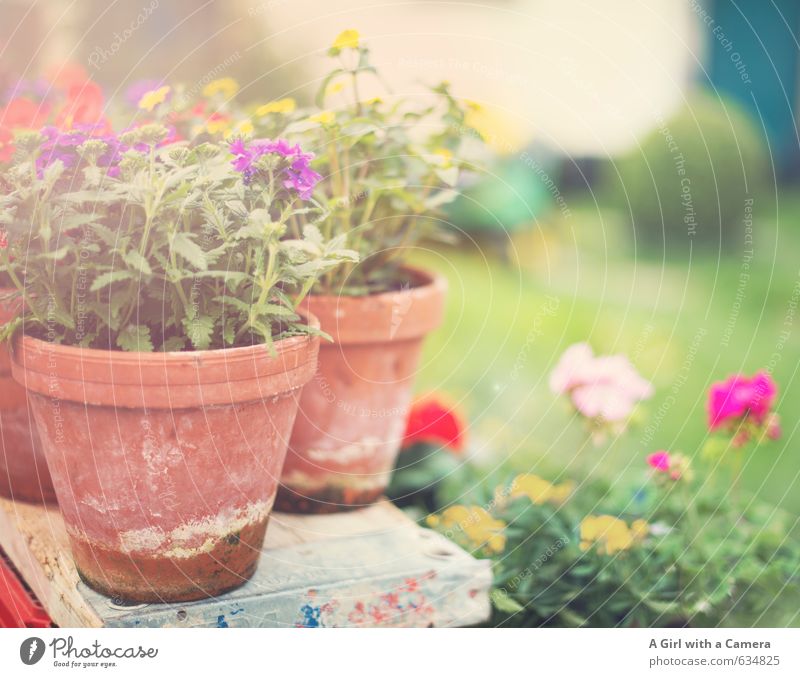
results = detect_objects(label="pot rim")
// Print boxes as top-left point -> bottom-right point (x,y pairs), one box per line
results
11,313 -> 321,408
302,265 -> 448,345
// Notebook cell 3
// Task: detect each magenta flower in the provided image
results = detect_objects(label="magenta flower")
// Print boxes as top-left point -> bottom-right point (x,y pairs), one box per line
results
550,342 -> 653,422
646,450 -> 692,481
229,137 -> 321,199
707,371 -> 777,431
647,451 -> 670,472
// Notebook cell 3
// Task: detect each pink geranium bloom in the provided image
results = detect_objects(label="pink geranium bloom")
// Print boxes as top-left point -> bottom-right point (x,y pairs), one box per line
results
550,343 -> 653,422
707,371 -> 777,430
647,451 -> 670,472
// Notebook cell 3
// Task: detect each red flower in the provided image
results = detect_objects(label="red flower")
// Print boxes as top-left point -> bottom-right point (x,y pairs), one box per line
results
0,228 -> 8,250
1,97 -> 50,129
402,394 -> 466,453
45,62 -> 90,91
55,81 -> 110,133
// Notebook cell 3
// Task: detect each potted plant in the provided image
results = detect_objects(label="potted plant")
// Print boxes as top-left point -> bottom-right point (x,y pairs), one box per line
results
0,283 -> 55,504
0,70 -> 107,504
0,122 -> 355,602
253,30 -> 478,513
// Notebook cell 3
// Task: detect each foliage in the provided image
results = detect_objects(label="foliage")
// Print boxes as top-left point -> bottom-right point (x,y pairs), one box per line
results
410,367 -> 795,627
423,465 -> 799,627
604,92 -> 768,254
0,124 -> 356,351
253,30 -> 483,295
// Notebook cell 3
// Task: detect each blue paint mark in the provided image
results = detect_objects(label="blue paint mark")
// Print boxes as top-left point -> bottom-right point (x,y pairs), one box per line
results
299,603 -> 322,628
231,607 -> 244,616
217,615 -> 229,628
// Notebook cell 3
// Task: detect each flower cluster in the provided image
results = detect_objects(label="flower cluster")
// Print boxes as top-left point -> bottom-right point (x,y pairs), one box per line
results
579,515 -> 649,556
35,125 -> 145,178
229,138 -> 321,199
707,371 -> 780,446
646,450 -> 692,482
510,474 -> 573,506
1,64 -> 110,164
426,505 -> 506,554
550,342 -> 653,439
402,394 -> 466,453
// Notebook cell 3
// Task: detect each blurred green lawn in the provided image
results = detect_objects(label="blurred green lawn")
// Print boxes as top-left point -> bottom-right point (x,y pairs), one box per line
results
412,189 -> 800,517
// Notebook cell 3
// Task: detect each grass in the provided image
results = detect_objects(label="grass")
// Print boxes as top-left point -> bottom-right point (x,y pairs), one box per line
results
411,188 -> 800,517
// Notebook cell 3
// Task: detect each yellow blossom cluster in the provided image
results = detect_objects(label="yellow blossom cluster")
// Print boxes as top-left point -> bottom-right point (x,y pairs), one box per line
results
510,474 -> 574,506
579,515 -> 649,555
427,505 -> 506,554
202,77 -> 239,99
256,98 -> 296,117
138,86 -> 170,112
331,29 -> 360,52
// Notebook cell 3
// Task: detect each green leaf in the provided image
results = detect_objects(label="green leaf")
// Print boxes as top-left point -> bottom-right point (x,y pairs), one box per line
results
171,232 -> 207,271
87,222 -> 121,247
123,250 -> 153,275
183,314 -> 214,350
161,336 -> 186,352
116,324 -> 154,352
90,270 -> 134,292
303,224 -> 324,247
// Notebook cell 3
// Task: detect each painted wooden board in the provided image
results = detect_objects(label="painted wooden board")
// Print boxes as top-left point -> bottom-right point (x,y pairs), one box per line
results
0,496 -> 492,628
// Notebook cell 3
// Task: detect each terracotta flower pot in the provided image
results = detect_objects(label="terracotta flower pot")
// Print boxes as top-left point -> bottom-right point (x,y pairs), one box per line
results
11,326 -> 319,603
277,267 -> 447,513
0,289 -> 55,504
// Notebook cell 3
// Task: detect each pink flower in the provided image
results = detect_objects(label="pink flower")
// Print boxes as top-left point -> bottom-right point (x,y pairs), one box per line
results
707,371 -> 777,430
647,451 -> 670,472
550,343 -> 653,422
646,450 -> 692,481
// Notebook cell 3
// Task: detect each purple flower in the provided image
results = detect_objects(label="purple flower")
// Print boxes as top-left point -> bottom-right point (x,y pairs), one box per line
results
229,137 -> 321,199
35,124 -> 146,178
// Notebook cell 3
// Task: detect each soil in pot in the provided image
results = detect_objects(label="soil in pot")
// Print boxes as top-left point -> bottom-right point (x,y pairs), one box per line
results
11,328 -> 319,603
0,290 -> 56,504
277,267 -> 447,514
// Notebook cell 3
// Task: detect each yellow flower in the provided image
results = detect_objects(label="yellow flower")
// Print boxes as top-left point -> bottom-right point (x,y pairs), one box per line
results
203,77 -> 239,99
630,519 -> 649,541
437,505 -> 506,554
256,98 -> 296,116
511,474 -> 573,506
226,119 -> 254,138
580,515 -> 648,555
332,29 -> 360,51
138,86 -> 171,112
310,110 -> 336,126
205,116 -> 231,136
549,481 -> 575,504
326,82 -> 346,96
364,96 -> 382,106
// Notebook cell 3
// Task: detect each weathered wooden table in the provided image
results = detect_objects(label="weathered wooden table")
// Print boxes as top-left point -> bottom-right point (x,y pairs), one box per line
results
0,496 -> 491,628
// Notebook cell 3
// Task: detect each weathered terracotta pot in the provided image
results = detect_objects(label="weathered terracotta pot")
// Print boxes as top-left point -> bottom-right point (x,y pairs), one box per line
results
0,290 -> 55,504
11,326 -> 319,603
277,267 -> 447,513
